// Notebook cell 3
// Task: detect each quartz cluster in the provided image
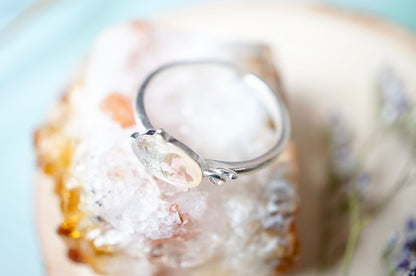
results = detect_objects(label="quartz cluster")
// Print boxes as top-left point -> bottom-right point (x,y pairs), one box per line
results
35,22 -> 299,275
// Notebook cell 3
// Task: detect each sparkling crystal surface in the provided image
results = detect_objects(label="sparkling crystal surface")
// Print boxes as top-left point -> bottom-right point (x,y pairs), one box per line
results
37,22 -> 299,276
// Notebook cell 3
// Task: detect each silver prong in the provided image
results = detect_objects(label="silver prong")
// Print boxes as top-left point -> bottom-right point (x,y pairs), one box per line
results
221,168 -> 238,180
131,132 -> 140,140
155,128 -> 170,140
204,166 -> 238,185
208,175 -> 225,185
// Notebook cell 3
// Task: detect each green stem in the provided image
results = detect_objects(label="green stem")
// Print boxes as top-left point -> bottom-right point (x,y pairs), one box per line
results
340,131 -> 380,276
342,151 -> 414,276
342,191 -> 362,276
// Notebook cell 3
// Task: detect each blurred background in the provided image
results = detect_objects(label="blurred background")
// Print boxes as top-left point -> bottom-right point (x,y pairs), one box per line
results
0,0 -> 416,275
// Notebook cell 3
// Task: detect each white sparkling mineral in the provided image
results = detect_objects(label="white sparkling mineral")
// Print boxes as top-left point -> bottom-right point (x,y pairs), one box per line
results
38,22 -> 299,275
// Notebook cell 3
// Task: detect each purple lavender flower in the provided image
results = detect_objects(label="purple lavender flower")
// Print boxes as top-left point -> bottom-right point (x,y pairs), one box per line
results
383,218 -> 416,275
356,171 -> 370,201
379,67 -> 410,124
404,219 -> 416,253
329,113 -> 355,179
328,113 -> 371,198
404,267 -> 416,276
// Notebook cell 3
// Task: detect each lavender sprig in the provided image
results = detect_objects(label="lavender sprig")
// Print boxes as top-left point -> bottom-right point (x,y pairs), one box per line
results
320,67 -> 415,275
383,218 -> 416,276
378,67 -> 416,141
318,114 -> 370,273
378,67 -> 410,125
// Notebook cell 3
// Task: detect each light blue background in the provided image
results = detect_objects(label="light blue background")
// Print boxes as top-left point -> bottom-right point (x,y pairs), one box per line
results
1,1 -> 415,275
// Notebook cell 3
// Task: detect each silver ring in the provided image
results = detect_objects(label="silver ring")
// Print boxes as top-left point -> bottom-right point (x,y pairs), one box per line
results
130,60 -> 290,189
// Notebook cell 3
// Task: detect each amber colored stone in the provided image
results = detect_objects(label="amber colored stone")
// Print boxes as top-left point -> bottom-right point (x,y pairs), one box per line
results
68,248 -> 83,263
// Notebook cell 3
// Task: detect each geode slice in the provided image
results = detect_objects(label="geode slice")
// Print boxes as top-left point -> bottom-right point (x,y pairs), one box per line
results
34,21 -> 299,276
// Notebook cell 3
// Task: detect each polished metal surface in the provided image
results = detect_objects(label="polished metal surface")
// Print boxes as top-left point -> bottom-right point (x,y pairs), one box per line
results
131,60 -> 290,186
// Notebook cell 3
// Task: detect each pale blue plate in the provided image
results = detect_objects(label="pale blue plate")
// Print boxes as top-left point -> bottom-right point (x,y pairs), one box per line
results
0,1 -> 414,275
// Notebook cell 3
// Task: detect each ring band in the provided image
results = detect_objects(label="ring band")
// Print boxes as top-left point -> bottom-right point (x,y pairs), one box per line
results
131,60 -> 290,189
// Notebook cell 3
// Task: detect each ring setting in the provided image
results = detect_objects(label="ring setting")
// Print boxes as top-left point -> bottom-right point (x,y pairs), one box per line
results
131,128 -> 203,189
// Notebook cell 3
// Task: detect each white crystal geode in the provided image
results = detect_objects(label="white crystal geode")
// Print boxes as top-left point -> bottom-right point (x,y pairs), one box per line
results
35,22 -> 299,276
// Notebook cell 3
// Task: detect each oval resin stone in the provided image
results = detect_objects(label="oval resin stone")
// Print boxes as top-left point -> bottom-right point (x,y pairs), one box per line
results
132,132 -> 203,189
